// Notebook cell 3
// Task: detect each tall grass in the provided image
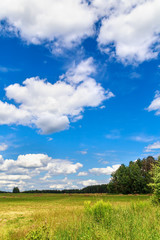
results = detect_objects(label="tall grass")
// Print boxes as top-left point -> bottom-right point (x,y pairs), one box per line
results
0,194 -> 158,240
24,199 -> 160,240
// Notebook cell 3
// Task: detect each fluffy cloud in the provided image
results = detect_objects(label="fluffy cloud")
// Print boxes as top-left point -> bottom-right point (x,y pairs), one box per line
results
1,0 -> 160,63
0,153 -> 120,191
0,0 -> 96,52
98,0 -> 160,63
16,154 -> 50,168
147,91 -> 160,115
0,153 -> 82,175
49,177 -> 78,190
0,154 -> 82,190
0,58 -> 113,134
89,164 -> 120,175
79,179 -> 98,187
144,141 -> 160,152
0,174 -> 30,180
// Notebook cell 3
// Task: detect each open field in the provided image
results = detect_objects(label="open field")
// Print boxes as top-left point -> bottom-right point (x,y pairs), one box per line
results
0,193 -> 159,240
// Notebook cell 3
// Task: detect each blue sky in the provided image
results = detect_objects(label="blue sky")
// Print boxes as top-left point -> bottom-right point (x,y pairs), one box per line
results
0,0 -> 160,191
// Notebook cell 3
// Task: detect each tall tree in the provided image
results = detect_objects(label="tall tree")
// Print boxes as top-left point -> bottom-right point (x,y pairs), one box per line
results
107,156 -> 156,194
13,187 -> 20,193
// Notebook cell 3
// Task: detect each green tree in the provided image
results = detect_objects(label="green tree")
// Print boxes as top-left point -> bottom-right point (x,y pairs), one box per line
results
149,157 -> 160,203
13,187 -> 20,193
108,156 -> 155,194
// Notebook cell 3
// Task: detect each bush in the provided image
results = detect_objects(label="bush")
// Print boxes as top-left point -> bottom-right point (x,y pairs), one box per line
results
84,200 -> 113,224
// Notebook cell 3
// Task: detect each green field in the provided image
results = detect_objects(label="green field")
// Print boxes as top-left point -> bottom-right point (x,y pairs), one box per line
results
0,193 -> 159,240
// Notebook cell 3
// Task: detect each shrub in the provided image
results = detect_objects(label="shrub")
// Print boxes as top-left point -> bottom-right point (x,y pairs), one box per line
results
149,158 -> 160,204
84,200 -> 113,224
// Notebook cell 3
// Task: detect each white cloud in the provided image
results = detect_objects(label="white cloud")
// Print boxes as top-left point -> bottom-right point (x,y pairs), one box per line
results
0,58 -> 113,134
0,174 -> 30,180
16,154 -> 49,168
78,171 -> 88,176
147,91 -> 160,115
89,164 -> 120,175
0,153 -> 119,191
79,179 -> 98,187
0,0 -> 96,51
42,160 -> 82,178
0,0 -> 159,63
98,0 -> 160,63
0,154 -> 82,187
49,177 -> 78,190
92,0 -> 146,17
0,153 -> 83,191
144,141 -> 160,152
0,143 -> 8,151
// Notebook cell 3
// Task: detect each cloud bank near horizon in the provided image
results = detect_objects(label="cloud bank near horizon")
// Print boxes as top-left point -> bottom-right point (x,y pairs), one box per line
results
0,153 -> 119,191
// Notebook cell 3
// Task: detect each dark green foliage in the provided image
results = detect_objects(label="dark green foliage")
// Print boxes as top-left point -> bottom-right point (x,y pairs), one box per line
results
23,184 -> 108,194
149,156 -> 160,204
13,187 -> 20,193
81,184 -> 107,193
107,156 -> 156,194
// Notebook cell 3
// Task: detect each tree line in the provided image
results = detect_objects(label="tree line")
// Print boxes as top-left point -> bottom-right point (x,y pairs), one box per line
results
20,156 -> 156,194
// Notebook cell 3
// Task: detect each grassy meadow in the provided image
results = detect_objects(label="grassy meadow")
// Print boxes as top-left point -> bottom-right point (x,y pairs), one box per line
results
0,193 -> 159,240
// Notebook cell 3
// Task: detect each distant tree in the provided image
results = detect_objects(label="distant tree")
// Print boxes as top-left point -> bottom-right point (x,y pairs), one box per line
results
13,187 -> 20,193
107,156 -> 156,194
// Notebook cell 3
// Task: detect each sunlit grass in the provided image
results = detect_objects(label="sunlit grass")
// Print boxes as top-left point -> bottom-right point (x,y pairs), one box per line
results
0,193 -> 156,240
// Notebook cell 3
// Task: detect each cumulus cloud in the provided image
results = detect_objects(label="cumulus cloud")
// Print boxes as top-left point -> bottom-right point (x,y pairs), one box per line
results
0,0 -> 96,52
89,164 -> 120,175
0,58 -> 113,134
0,153 -> 82,175
49,177 -> 78,190
1,0 -> 160,63
144,141 -> 160,152
0,174 -> 30,180
97,0 -> 160,63
0,153 -> 120,191
0,154 -> 82,190
79,179 -> 98,187
16,154 -> 50,168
